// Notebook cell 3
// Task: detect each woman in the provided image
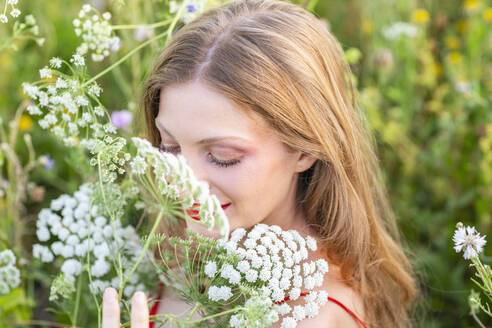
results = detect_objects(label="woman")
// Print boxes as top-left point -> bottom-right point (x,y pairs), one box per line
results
102,0 -> 418,327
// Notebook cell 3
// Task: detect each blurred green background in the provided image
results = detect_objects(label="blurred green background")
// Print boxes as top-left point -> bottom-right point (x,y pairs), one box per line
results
0,0 -> 491,327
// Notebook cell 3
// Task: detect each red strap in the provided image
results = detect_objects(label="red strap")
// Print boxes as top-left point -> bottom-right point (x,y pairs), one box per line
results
149,282 -> 164,328
328,296 -> 367,328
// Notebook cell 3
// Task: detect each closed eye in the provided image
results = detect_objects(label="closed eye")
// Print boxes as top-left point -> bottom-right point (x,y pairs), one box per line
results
159,144 -> 241,168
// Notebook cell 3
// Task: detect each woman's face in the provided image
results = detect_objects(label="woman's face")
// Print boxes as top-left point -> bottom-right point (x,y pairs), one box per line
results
156,81 -> 316,233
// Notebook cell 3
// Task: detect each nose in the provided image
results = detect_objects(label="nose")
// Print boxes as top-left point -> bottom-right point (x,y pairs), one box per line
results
180,149 -> 208,183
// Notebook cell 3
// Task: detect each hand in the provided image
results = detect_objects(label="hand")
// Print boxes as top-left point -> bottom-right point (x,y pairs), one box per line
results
102,287 -> 149,328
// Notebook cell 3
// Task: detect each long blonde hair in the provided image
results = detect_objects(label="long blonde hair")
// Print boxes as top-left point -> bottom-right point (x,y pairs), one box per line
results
141,0 -> 418,326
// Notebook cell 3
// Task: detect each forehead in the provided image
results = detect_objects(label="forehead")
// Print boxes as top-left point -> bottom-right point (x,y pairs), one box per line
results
156,81 -> 272,141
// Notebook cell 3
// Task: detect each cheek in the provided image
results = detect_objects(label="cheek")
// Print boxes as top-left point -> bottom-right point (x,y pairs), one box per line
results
218,158 -> 285,226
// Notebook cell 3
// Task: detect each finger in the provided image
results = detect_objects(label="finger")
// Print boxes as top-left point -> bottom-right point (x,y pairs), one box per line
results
102,288 -> 120,328
131,291 -> 149,328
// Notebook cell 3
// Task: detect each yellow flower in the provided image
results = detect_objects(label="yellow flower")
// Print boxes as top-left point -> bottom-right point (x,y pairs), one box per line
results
483,8 -> 492,21
447,51 -> 463,64
457,19 -> 468,34
464,0 -> 480,13
19,114 -> 33,132
362,19 -> 374,34
445,36 -> 460,49
433,62 -> 443,76
412,9 -> 430,24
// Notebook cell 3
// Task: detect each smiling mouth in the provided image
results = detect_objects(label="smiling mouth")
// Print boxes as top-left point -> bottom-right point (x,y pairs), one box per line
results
185,202 -> 231,221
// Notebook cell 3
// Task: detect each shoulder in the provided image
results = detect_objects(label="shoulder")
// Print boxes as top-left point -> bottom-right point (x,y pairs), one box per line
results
295,296 -> 363,328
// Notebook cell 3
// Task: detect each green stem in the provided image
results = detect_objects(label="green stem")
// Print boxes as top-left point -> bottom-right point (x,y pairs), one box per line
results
111,18 -> 173,30
82,29 -> 169,88
150,306 -> 243,325
119,210 -> 165,301
72,275 -> 83,327
165,0 -> 186,44
187,303 -> 200,320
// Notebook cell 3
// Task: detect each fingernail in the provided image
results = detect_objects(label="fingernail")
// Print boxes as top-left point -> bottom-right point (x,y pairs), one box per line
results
133,291 -> 146,306
104,288 -> 116,303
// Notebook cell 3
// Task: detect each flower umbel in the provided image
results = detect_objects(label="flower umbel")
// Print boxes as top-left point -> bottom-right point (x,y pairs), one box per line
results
0,249 -> 21,295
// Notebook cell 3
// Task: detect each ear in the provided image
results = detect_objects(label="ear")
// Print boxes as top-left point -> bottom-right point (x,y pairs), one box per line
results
295,152 -> 318,173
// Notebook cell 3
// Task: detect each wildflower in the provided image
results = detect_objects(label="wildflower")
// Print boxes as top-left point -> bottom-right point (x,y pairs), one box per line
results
33,183 -> 154,295
204,261 -> 217,278
131,137 -> 230,238
134,26 -> 154,42
110,110 -> 133,130
207,224 -> 330,326
10,9 -> 21,18
70,53 -> 85,66
411,9 -> 430,24
447,52 -> 462,64
74,4 -> 120,61
18,114 -> 32,131
169,0 -> 207,24
484,8 -> 492,22
39,67 -> 52,79
49,57 -> 62,69
453,224 -> 487,259
0,15 -> 8,24
49,273 -> 75,302
130,155 -> 147,174
0,249 -> 21,295
463,0 -> 480,13
382,22 -> 418,40
208,285 -> 233,301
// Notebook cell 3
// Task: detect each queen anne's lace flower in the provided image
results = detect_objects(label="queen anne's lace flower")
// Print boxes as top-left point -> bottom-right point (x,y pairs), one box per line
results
208,285 -> 233,301
202,224 -> 330,328
73,4 -> 120,61
0,249 -> 21,295
32,183 -> 152,297
453,225 -> 487,260
0,0 -> 21,24
130,137 -> 230,238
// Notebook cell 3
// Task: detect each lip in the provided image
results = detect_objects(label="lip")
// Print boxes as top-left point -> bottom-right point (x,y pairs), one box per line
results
186,202 -> 231,221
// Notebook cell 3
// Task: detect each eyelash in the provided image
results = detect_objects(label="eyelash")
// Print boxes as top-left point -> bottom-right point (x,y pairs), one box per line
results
158,145 -> 241,168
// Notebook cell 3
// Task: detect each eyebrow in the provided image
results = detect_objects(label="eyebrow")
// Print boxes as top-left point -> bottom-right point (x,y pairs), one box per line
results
156,121 -> 251,146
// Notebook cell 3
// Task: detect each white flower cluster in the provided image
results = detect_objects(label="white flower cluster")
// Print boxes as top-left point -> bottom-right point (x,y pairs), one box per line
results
206,224 -> 329,328
0,0 -> 21,24
382,22 -> 418,41
32,183 -> 152,297
229,293 -> 279,328
73,4 -> 120,61
23,64 -> 112,148
0,249 -> 21,295
130,137 -> 230,238
169,0 -> 207,24
453,224 -> 487,260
